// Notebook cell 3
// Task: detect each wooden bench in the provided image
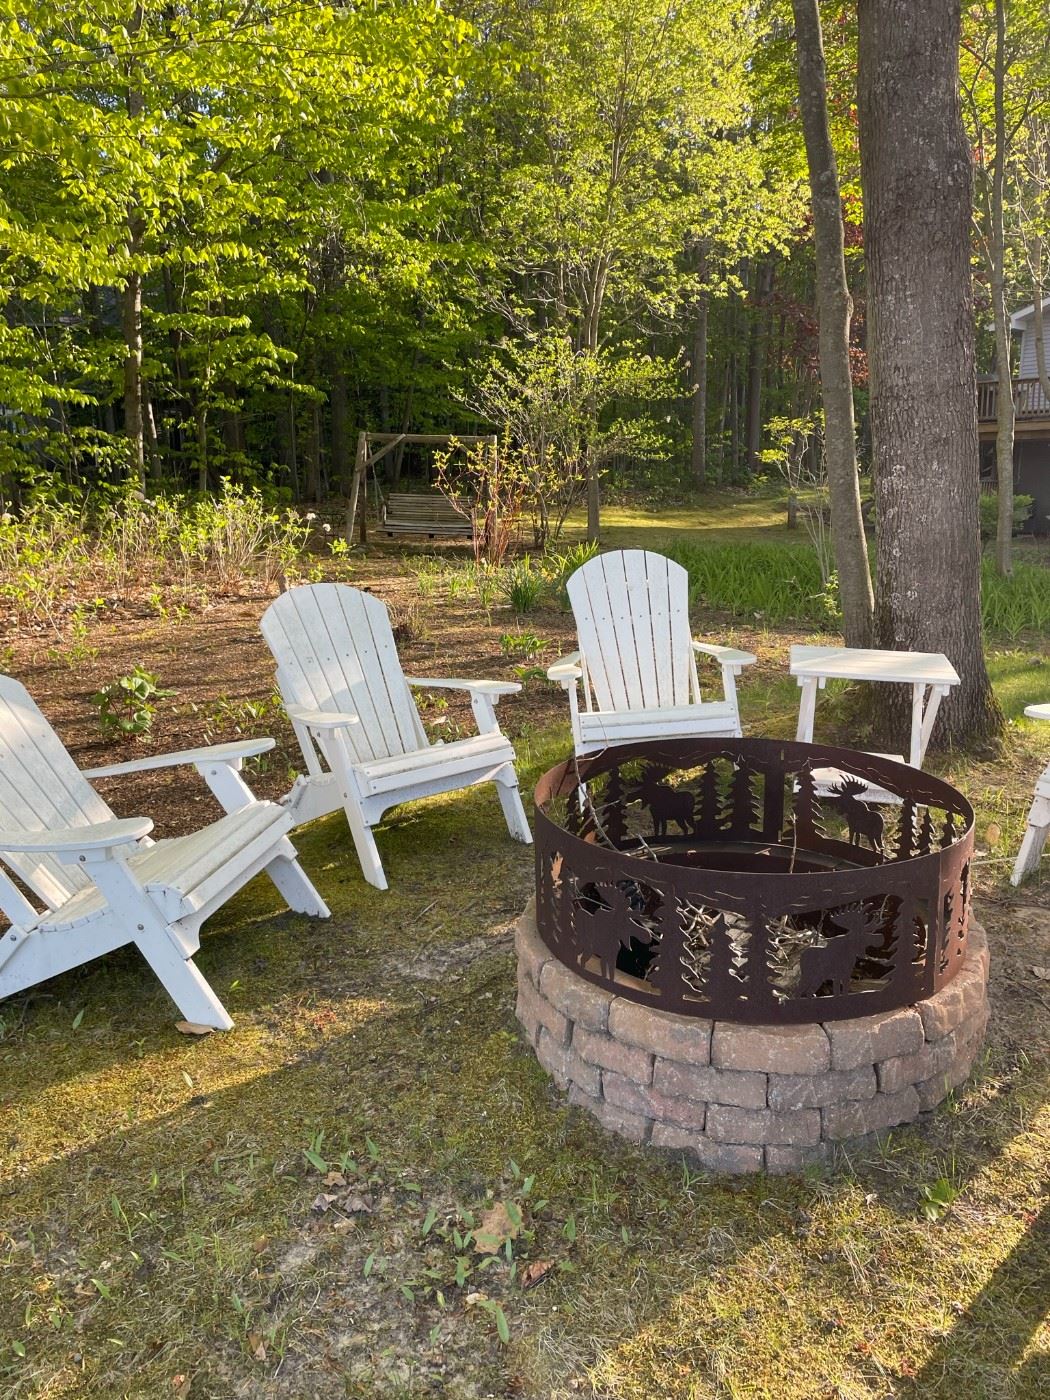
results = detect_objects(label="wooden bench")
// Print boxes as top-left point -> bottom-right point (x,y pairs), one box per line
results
381,492 -> 472,539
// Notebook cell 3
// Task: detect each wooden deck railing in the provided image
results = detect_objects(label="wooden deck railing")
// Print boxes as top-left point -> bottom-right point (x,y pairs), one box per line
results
977,376 -> 1050,421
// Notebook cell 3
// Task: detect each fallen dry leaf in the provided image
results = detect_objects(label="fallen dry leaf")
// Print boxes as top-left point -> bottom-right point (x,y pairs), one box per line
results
175,1021 -> 214,1037
1032,966 -> 1050,981
520,1258 -> 554,1289
473,1201 -> 520,1255
170,1377 -> 191,1400
322,1171 -> 348,1188
984,822 -> 1002,848
342,1191 -> 374,1214
247,1332 -> 266,1362
311,1192 -> 340,1213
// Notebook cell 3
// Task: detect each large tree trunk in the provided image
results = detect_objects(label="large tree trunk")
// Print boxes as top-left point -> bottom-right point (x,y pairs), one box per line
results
857,0 -> 1000,746
791,0 -> 874,647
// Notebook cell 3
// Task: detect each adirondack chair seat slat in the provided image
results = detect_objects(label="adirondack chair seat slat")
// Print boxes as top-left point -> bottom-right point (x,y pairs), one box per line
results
576,701 -> 740,748
358,732 -> 514,796
261,582 -> 532,889
36,801 -> 290,931
0,676 -> 329,1029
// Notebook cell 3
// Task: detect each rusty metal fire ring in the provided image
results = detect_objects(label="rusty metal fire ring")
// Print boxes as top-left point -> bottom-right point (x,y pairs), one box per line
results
533,738 -> 974,1025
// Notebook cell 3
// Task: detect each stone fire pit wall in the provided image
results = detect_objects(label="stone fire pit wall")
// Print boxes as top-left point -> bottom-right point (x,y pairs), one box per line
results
516,902 -> 990,1174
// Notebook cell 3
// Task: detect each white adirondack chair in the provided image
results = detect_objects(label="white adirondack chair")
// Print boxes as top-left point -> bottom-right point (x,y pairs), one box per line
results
0,677 -> 329,1030
548,549 -> 755,758
1012,702 -> 1050,885
260,583 -> 532,890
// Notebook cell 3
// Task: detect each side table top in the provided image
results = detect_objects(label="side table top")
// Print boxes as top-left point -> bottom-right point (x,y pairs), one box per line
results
789,645 -> 961,687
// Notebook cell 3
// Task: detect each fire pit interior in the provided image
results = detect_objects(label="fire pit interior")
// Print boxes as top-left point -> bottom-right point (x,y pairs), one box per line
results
516,739 -> 990,1172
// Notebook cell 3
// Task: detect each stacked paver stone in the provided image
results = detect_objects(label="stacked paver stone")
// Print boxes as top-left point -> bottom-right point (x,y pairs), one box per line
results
514,900 -> 990,1173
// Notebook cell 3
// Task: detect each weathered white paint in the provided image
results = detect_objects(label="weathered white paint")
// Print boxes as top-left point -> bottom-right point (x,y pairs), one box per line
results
549,550 -> 755,758
261,584 -> 532,889
1012,703 -> 1050,886
0,677 -> 328,1029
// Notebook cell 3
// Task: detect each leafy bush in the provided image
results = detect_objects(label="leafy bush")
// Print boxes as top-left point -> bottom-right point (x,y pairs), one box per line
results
979,492 -> 1034,541
92,668 -> 175,739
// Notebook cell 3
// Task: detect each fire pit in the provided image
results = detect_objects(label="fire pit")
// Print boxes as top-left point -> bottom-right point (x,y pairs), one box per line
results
515,739 -> 990,1172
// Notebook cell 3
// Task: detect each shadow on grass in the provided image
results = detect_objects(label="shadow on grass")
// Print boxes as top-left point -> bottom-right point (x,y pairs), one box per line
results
904,1195 -> 1050,1398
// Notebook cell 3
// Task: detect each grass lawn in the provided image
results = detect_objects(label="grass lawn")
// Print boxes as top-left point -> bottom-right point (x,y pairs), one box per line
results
0,492 -> 1048,1398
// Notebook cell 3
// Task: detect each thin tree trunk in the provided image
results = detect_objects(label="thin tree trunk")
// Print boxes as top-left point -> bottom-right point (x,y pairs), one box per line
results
690,289 -> 709,486
990,0 -> 1015,576
791,0 -> 874,646
122,4 -> 146,485
744,261 -> 772,474
858,0 -> 1000,745
331,367 -> 350,493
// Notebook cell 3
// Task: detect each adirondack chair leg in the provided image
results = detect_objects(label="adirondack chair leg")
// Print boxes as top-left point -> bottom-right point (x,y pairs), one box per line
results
495,770 -> 532,844
1011,788 -> 1050,886
340,798 -> 388,890
135,927 -> 235,1029
263,837 -> 331,916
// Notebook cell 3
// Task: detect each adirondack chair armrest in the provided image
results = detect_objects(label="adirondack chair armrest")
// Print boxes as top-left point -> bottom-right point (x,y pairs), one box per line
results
84,738 -> 276,780
404,677 -> 521,699
0,817 -> 153,855
692,642 -> 757,674
546,652 -> 582,686
285,706 -> 361,732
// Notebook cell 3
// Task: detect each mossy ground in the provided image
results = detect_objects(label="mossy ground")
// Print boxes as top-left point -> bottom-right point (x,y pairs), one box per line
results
1,496 -> 1048,1398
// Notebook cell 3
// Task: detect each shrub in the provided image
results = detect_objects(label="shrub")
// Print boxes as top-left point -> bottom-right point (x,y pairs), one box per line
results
978,492 -> 1034,541
92,668 -> 175,740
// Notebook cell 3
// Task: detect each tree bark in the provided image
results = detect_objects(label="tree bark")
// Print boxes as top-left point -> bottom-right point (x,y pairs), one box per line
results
857,0 -> 1000,746
744,260 -> 772,475
791,0 -> 874,647
331,367 -> 350,493
990,0 -> 1016,576
689,283 -> 709,487
122,4 -> 146,485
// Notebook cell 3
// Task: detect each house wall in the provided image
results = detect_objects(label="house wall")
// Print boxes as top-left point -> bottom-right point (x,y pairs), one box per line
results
1017,438 -> 1050,533
1018,318 -> 1050,410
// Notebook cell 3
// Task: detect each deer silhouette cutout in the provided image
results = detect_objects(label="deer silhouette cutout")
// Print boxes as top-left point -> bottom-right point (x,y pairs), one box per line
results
826,777 -> 885,854
644,781 -> 695,838
574,880 -> 659,980
797,902 -> 889,998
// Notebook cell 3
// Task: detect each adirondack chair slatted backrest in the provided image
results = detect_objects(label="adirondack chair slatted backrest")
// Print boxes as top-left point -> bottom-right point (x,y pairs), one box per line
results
261,584 -> 428,766
0,676 -> 115,910
566,551 -> 698,713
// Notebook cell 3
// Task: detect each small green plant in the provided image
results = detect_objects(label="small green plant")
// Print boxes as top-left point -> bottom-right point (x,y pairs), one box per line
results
503,555 -> 545,613
919,1175 -> 960,1222
542,539 -> 600,607
500,630 -> 545,659
92,667 -> 175,739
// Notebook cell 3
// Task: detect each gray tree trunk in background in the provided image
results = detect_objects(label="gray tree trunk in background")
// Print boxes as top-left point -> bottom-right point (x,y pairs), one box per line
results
791,0 -> 874,646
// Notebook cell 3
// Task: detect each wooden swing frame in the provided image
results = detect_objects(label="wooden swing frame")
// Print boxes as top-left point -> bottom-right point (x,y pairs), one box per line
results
344,431 -> 497,543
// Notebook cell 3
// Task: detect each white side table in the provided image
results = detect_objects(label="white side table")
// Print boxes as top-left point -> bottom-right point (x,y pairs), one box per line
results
1011,703 -> 1050,886
790,645 -> 960,766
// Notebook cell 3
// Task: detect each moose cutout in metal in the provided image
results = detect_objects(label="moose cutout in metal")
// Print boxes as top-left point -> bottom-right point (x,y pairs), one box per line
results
534,738 -> 973,1025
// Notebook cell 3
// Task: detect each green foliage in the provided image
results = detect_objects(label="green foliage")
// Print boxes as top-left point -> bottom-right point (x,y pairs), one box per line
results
502,555 -> 545,613
978,492 -> 1034,541
0,484 -> 310,631
91,667 -> 175,740
668,538 -> 1050,638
